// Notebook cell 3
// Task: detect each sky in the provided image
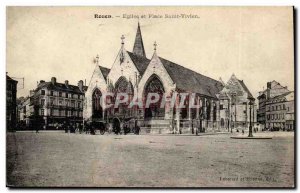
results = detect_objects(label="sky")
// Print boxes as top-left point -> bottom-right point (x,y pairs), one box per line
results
6,6 -> 294,98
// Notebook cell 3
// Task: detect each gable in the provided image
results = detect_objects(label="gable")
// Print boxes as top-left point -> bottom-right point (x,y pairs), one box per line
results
107,48 -> 140,86
86,64 -> 107,94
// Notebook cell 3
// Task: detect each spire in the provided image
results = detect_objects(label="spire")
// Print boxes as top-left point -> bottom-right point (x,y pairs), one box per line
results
133,22 -> 146,57
120,35 -> 125,64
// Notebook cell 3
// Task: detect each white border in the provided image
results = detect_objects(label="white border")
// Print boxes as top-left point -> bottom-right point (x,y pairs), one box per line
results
1,1 -> 298,193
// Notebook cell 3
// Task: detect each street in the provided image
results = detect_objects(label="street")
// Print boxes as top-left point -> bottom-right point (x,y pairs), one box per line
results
6,131 -> 294,187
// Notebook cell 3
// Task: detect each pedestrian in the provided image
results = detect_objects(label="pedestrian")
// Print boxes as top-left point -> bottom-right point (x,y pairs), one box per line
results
123,124 -> 129,135
90,124 -> 95,135
35,122 -> 39,133
242,129 -> 244,135
85,122 -> 89,134
64,122 -> 68,133
70,123 -> 75,133
75,123 -> 79,133
79,123 -> 83,134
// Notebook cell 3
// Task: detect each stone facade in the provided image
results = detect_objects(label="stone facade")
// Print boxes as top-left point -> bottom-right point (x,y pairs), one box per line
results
18,96 -> 33,126
218,74 -> 257,132
265,91 -> 294,131
6,74 -> 18,131
29,77 -> 86,129
84,23 -> 256,134
257,80 -> 292,131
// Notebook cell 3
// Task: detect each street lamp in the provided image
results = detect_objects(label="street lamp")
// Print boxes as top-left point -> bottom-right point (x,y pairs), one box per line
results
248,97 -> 254,137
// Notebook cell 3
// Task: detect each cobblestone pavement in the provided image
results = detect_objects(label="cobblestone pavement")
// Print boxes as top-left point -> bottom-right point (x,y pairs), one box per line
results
6,131 -> 294,187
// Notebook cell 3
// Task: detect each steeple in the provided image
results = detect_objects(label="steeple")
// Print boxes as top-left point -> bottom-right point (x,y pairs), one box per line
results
133,22 -> 146,57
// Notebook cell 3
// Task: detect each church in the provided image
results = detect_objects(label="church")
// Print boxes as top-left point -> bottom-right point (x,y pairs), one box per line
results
83,23 -> 256,134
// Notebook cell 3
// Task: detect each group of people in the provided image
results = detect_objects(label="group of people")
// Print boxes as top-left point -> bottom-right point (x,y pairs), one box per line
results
31,120 -> 141,135
240,127 -> 259,135
62,122 -> 84,134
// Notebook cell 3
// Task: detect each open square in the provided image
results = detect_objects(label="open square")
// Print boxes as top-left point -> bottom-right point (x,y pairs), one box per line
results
6,132 -> 294,187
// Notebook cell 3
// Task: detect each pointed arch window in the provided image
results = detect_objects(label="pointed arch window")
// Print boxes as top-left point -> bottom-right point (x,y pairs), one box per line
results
92,89 -> 103,119
143,74 -> 165,118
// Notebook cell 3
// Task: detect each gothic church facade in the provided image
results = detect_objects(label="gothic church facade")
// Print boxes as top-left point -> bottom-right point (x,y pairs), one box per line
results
83,23 -> 255,134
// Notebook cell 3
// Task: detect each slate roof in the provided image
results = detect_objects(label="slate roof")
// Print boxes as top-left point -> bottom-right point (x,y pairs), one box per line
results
159,57 -> 224,98
99,66 -> 110,80
127,51 -> 151,76
238,80 -> 254,99
132,22 -> 146,57
272,91 -> 293,99
36,82 -> 87,94
6,75 -> 18,82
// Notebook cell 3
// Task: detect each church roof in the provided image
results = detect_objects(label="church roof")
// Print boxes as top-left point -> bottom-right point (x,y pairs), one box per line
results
99,66 -> 110,80
159,57 -> 224,98
238,79 -> 254,99
127,51 -> 150,76
132,22 -> 146,57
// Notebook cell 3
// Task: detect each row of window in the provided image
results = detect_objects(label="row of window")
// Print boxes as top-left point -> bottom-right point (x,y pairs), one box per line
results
40,109 -> 82,117
40,98 -> 82,108
7,83 -> 16,91
40,90 -> 83,99
267,113 -> 285,121
266,104 -> 286,112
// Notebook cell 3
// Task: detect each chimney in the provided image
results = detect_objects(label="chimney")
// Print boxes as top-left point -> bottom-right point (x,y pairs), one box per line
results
38,80 -> 45,86
267,82 -> 271,89
65,80 -> 69,87
51,77 -> 56,85
30,90 -> 35,97
78,80 -> 83,92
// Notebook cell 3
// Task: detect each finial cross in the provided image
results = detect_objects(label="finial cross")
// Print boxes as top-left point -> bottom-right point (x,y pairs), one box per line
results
154,41 -> 157,51
121,35 -> 125,44
95,54 -> 99,64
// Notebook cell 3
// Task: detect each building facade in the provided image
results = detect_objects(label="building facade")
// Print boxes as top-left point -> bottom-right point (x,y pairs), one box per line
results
285,93 -> 295,131
265,91 -> 294,131
257,80 -> 293,131
30,77 -> 87,129
218,74 -> 257,132
6,74 -> 18,131
84,23 -> 255,134
18,96 -> 34,128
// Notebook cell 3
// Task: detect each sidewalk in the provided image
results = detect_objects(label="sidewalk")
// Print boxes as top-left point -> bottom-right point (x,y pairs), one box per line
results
14,130 -> 65,133
138,131 -> 231,137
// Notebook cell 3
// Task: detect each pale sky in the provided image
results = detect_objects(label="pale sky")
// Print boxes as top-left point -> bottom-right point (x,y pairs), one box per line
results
7,6 -> 294,98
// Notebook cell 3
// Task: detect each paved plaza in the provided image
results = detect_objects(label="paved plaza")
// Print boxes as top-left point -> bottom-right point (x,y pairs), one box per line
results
6,131 -> 294,187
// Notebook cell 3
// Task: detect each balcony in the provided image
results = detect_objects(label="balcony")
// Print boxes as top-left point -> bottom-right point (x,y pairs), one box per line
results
44,103 -> 83,110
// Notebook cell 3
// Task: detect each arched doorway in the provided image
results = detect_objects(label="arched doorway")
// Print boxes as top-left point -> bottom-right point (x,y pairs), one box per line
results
92,88 -> 103,119
114,76 -> 134,117
143,74 -> 165,119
